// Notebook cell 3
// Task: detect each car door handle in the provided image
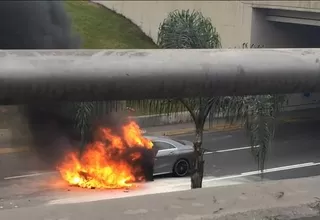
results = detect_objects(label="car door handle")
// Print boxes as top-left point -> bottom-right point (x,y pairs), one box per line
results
169,151 -> 174,155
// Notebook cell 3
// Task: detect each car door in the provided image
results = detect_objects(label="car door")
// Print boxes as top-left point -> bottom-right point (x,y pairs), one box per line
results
153,141 -> 178,175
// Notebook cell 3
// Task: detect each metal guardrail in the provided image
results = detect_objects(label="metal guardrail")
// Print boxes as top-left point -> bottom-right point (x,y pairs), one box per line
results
0,49 -> 319,104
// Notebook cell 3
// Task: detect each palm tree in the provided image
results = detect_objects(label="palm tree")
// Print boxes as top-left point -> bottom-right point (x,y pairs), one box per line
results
158,9 -> 223,188
142,9 -> 287,189
157,10 -> 221,49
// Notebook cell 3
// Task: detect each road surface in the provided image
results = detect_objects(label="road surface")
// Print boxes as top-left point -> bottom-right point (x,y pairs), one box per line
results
3,118 -> 320,182
172,119 -> 320,182
0,119 -> 320,212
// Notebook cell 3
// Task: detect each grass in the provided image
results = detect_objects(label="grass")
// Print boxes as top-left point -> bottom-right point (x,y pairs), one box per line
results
64,1 -> 158,49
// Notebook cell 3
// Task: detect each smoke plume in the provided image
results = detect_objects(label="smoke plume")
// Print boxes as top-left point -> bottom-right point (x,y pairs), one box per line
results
0,1 -> 154,181
0,1 -> 81,166
0,1 -> 80,49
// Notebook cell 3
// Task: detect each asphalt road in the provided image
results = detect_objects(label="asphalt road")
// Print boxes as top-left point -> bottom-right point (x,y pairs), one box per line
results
1,118 -> 320,182
1,119 -> 320,183
0,119 -> 319,218
173,119 -> 320,182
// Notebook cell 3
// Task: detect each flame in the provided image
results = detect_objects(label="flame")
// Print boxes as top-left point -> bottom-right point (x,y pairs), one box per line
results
57,121 -> 153,189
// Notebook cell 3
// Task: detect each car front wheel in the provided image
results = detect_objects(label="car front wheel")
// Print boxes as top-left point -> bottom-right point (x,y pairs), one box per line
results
173,159 -> 189,177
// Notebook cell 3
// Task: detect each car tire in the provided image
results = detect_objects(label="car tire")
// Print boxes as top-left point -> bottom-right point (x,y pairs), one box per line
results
173,159 -> 190,177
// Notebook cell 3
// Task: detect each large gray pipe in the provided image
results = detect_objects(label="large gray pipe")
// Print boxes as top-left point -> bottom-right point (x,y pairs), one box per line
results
0,49 -> 320,104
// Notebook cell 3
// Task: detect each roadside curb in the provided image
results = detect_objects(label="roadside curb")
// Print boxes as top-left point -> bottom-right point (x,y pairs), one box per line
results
147,124 -> 242,136
0,146 -> 30,154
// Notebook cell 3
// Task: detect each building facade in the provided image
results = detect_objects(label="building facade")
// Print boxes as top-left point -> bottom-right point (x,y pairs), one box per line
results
96,0 -> 320,111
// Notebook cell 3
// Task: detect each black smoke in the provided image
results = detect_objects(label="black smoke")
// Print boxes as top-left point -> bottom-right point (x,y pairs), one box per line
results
0,1 -> 80,167
0,1 -> 80,49
0,1 -> 154,181
0,1 -> 81,166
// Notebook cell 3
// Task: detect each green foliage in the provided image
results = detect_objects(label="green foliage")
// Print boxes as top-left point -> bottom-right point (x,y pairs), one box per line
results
71,102 -> 94,144
126,99 -> 187,116
240,43 -> 264,49
157,9 -> 221,49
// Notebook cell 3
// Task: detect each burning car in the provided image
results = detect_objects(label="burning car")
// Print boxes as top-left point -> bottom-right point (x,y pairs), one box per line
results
57,120 -> 155,189
56,118 -> 198,190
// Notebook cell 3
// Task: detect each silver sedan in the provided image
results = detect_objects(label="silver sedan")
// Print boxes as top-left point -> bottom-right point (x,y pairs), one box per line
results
144,135 -> 195,177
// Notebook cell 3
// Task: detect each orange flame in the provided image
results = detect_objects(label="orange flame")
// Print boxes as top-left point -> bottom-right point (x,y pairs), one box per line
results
57,121 -> 153,189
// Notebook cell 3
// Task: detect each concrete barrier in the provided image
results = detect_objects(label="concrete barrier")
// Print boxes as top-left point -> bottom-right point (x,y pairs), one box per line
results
131,112 -> 194,127
131,105 -> 320,128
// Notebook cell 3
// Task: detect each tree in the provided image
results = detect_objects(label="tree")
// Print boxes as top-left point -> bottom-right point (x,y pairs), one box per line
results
149,9 -> 287,189
158,10 -> 221,49
225,94 -> 286,176
157,9 -> 222,188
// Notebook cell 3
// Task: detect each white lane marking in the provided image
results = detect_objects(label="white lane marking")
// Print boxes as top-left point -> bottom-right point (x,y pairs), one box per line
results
4,171 -> 56,180
204,151 -> 214,155
171,162 -> 320,188
215,145 -> 260,153
204,162 -> 320,182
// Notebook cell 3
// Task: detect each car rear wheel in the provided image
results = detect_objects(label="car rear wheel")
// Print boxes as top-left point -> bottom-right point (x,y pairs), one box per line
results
173,159 -> 189,177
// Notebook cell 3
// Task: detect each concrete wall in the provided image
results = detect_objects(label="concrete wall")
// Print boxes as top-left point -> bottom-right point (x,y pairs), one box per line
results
132,112 -> 194,127
95,1 -> 253,48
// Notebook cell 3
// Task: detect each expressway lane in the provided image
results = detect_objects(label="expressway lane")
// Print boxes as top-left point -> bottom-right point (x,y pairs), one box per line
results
0,119 -> 319,211
173,119 -> 320,182
2,119 -> 320,182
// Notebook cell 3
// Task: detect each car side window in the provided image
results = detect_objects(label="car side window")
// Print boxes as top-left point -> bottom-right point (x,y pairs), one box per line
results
152,141 -> 175,151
